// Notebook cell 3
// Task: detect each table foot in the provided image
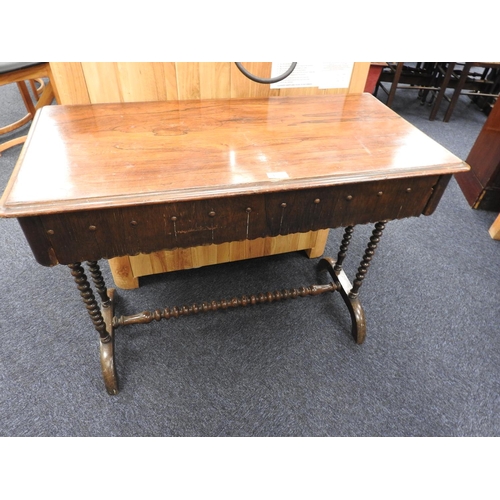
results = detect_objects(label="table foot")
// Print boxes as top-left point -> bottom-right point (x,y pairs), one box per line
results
100,288 -> 118,395
69,262 -> 118,394
319,257 -> 366,344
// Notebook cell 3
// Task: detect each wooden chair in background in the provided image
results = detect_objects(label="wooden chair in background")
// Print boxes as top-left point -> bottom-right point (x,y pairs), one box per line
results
436,62 -> 500,122
0,62 -> 57,155
375,62 -> 442,112
375,62 -> 500,122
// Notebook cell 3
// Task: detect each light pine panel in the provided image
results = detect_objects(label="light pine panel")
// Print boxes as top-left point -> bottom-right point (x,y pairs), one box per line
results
48,62 -> 90,104
109,230 -> 329,289
200,62 -> 232,99
49,62 -> 368,288
83,62 -> 123,103
50,62 -> 370,104
115,62 -> 168,102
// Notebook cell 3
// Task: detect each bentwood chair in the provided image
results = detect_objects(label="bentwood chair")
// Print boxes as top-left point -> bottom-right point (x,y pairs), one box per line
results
0,62 -> 56,155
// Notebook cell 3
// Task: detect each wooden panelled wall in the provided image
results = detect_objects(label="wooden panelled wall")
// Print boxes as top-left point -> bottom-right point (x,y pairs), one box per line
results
49,62 -> 370,288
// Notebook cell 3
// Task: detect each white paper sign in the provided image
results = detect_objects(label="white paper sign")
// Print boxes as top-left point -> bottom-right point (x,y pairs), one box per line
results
270,62 -> 354,89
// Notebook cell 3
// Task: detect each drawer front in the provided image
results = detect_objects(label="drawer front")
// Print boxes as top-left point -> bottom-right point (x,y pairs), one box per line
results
20,175 -> 441,266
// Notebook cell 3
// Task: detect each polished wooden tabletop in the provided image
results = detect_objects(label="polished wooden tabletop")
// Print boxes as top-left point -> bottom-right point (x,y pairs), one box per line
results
0,94 -> 468,217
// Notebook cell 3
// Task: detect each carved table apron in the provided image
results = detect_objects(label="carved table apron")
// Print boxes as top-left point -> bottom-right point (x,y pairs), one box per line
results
0,94 -> 469,394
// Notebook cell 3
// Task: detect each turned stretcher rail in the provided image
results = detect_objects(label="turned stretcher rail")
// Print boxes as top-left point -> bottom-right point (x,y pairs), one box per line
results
113,282 -> 338,328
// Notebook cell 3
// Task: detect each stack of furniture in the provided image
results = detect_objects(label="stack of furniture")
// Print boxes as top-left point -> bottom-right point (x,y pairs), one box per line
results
432,62 -> 500,122
375,62 -> 500,122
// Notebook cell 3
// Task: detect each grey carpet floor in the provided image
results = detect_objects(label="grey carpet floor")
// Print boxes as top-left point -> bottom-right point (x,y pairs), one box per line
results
0,80 -> 499,437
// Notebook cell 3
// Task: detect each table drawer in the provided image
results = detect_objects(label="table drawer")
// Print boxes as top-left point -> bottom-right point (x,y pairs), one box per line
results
19,175 -> 445,266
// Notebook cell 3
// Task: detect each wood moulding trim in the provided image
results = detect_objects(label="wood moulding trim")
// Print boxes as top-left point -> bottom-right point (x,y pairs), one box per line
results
0,95 -> 469,218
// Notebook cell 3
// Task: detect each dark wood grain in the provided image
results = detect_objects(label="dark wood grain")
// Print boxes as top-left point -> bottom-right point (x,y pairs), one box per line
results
0,93 -> 473,392
2,94 -> 469,267
18,175 -> 444,266
0,94 -> 468,217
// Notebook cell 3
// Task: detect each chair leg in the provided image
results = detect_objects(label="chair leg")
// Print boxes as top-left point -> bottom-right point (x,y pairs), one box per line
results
417,62 -> 438,104
29,78 -> 45,100
429,63 -> 456,121
16,81 -> 37,117
443,62 -> 473,122
34,80 -> 55,109
386,63 -> 404,108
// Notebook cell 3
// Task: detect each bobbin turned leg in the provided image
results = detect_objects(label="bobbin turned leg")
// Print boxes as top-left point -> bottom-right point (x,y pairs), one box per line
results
349,221 -> 387,300
98,288 -> 117,395
319,224 -> 366,343
320,256 -> 366,344
69,262 -> 118,395
319,221 -> 387,344
86,261 -> 111,306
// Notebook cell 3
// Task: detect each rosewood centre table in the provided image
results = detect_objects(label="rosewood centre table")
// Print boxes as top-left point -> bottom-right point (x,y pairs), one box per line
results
0,94 -> 469,394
